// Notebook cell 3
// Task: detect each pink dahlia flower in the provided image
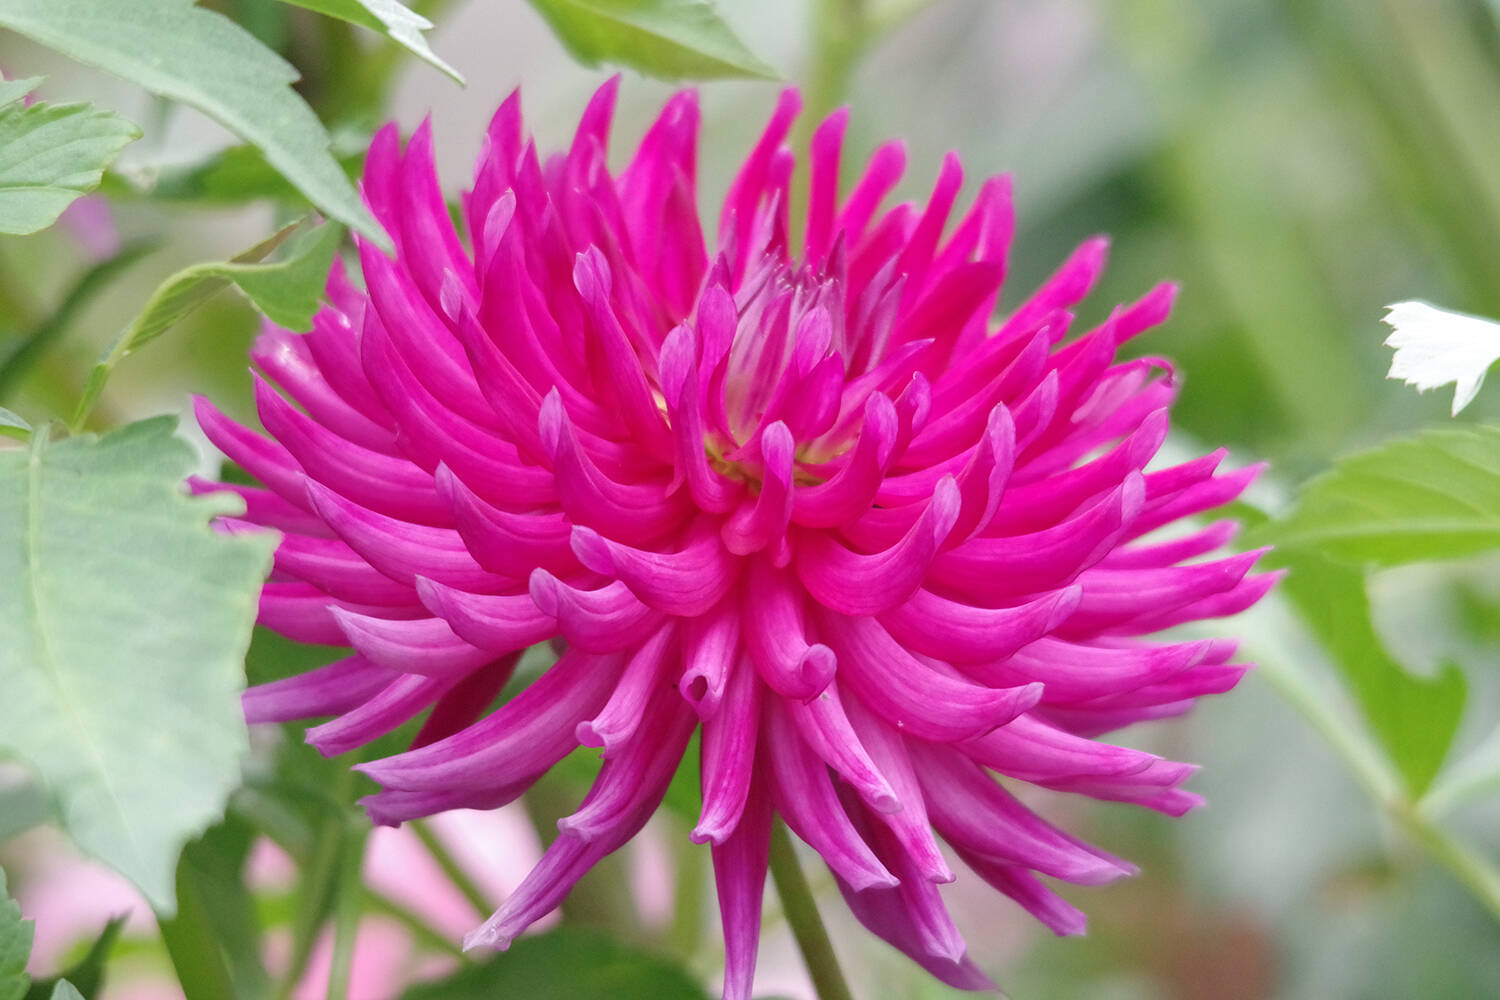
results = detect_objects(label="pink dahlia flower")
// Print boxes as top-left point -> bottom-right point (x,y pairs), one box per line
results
196,79 -> 1273,994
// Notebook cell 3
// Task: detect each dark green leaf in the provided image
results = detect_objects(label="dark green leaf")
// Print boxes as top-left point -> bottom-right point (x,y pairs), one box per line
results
397,927 -> 709,1000
0,0 -> 385,245
1277,552 -> 1466,795
275,0 -> 463,82
525,0 -> 777,81
0,80 -> 138,236
157,819 -> 266,1000
119,141 -> 365,206
0,418 -> 275,909
23,917 -> 123,1000
1259,426 -> 1500,565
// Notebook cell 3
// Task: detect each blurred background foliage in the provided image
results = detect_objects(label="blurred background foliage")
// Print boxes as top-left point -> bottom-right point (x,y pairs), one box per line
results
5,0 -> 1500,998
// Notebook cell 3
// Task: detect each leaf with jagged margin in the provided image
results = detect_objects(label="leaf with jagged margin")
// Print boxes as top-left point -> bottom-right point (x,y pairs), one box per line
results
0,0 -> 385,247
1,868 -> 31,1000
0,417 -> 275,911
526,0 -> 777,80
73,220 -> 341,428
0,77 -> 138,235
275,0 -> 463,82
1257,426 -> 1500,565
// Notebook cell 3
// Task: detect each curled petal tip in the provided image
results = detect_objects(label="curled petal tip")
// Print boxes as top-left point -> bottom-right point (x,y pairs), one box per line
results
569,525 -> 615,575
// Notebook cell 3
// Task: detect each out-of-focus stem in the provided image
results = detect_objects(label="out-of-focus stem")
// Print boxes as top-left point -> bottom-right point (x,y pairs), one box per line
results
767,820 -> 854,1000
1260,645 -> 1500,927
325,824 -> 370,1000
413,818 -> 494,918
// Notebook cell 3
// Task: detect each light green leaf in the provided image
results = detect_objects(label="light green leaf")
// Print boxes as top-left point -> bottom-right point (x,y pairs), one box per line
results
0,77 -> 44,110
1,868 -> 33,1000
0,0 -> 385,246
1276,552 -> 1466,795
276,0 -> 463,83
73,221 -> 341,430
1260,426 -> 1500,565
0,418 -> 275,910
0,783 -> 49,842
397,927 -> 709,1000
46,985 -> 81,1000
525,0 -> 777,81
0,83 -> 138,236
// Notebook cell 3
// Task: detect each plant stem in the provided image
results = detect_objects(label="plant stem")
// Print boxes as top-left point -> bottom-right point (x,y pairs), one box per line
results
413,818 -> 493,918
767,820 -> 854,1000
325,824 -> 369,1000
1259,646 -> 1500,926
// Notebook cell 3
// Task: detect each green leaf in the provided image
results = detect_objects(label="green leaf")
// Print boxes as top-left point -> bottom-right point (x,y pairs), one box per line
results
0,409 -> 30,443
46,985 -> 81,1000
1,868 -> 33,1000
0,77 -> 44,110
1276,552 -> 1467,795
1260,426 -> 1500,565
525,0 -> 777,81
0,417 -> 275,910
397,927 -> 710,1000
0,82 -> 138,236
0,0 -> 385,246
275,0 -> 463,83
157,819 -> 266,1000
0,783 -> 49,842
23,916 -> 123,1000
72,220 -> 340,429
118,140 -> 366,206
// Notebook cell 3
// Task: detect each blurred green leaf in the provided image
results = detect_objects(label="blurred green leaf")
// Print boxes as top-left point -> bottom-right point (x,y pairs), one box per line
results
0,417 -> 274,910
1276,553 -> 1466,795
397,926 -> 709,1000
1,869 -> 31,1000
525,0 -> 777,81
73,220 -> 340,429
276,0 -> 463,82
0,0 -> 385,246
44,985 -> 81,1000
23,916 -> 123,1000
0,242 -> 157,405
121,141 -> 366,205
0,409 -> 30,443
1261,427 -> 1500,565
0,81 -> 138,236
0,783 -> 48,841
157,818 -> 265,1000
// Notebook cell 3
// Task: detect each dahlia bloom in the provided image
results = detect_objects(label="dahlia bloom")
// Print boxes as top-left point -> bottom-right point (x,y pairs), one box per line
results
196,79 -> 1273,994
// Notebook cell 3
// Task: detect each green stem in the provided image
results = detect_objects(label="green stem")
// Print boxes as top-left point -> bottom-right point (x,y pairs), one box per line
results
363,888 -> 465,958
325,825 -> 369,1000
413,819 -> 493,918
1259,655 -> 1500,925
767,820 -> 854,1000
1399,802 -> 1500,926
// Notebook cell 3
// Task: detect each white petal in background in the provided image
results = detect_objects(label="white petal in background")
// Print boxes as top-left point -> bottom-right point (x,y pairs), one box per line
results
1382,300 -> 1500,416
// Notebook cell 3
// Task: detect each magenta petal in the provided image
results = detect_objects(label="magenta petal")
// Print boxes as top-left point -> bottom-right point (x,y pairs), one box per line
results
694,655 -> 764,845
711,775 -> 772,1000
